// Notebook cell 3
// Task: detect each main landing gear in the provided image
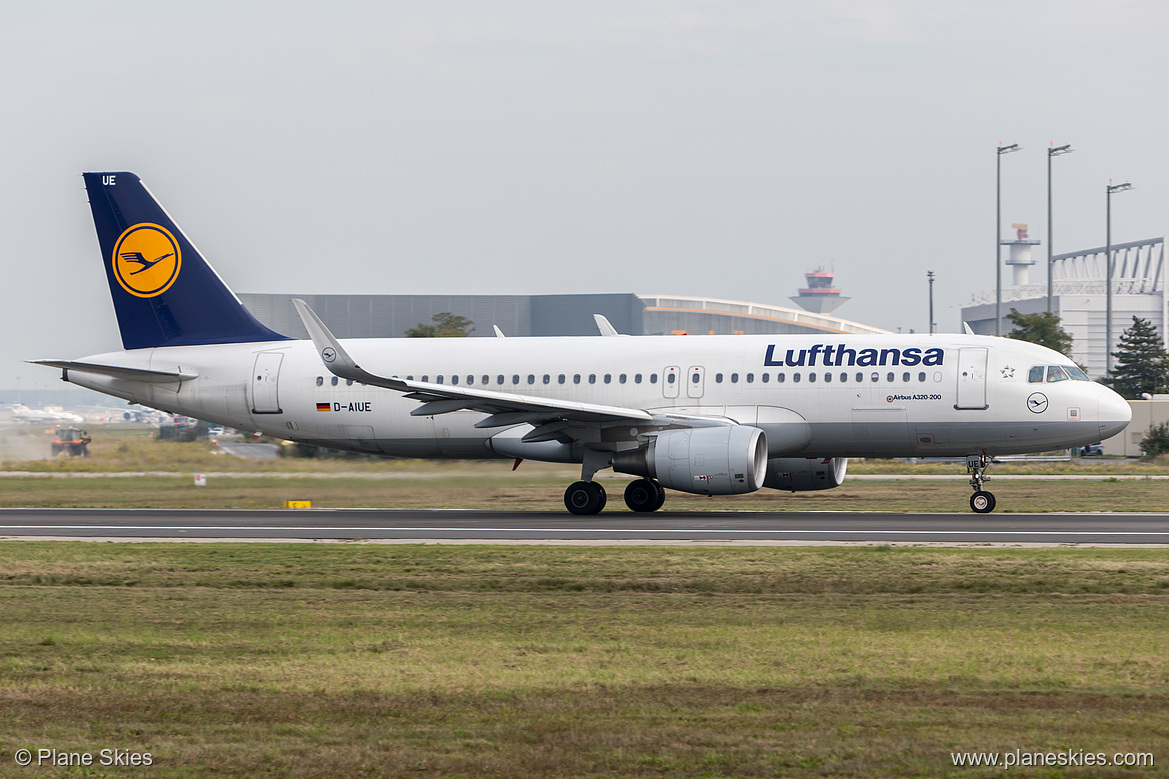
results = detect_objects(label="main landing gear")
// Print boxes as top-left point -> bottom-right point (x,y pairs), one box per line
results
966,453 -> 996,513
562,451 -> 667,515
562,478 -> 667,515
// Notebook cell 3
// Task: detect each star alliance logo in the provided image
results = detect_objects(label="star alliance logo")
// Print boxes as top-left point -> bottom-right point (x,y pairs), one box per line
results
1001,365 -> 1015,379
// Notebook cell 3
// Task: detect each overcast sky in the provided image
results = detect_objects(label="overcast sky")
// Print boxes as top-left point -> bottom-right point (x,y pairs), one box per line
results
4,1 -> 1169,393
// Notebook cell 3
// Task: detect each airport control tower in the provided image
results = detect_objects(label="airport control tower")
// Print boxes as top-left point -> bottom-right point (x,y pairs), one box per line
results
1003,223 -> 1041,285
790,267 -> 850,314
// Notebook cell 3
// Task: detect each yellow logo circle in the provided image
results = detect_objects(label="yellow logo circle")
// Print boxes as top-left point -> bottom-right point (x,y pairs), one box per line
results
111,223 -> 182,298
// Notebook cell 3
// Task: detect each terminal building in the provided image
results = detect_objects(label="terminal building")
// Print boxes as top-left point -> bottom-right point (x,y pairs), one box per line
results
960,232 -> 1166,379
239,290 -> 889,341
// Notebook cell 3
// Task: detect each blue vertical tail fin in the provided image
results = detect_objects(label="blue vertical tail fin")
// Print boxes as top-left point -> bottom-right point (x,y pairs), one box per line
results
83,171 -> 290,349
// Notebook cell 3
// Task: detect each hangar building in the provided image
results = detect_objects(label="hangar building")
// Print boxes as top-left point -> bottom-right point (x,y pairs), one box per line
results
239,293 -> 890,340
961,236 -> 1166,378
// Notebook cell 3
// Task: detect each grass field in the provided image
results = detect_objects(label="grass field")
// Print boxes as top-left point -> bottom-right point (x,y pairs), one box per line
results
0,543 -> 1166,777
3,424 -> 1169,512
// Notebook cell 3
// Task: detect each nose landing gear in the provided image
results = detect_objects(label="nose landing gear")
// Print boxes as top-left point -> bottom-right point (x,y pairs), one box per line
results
966,453 -> 996,513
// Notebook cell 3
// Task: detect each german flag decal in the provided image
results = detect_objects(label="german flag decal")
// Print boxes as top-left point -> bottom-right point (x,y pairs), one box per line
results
316,402 -> 330,412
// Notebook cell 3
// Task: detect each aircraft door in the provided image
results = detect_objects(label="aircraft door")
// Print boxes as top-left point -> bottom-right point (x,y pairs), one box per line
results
955,347 -> 988,410
686,366 -> 705,399
250,352 -> 284,414
663,366 -> 680,399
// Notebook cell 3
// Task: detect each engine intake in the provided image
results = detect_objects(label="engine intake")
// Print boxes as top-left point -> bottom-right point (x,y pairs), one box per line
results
613,426 -> 767,495
764,457 -> 849,491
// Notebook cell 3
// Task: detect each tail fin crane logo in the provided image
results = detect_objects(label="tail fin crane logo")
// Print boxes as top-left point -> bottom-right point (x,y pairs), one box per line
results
111,223 -> 181,298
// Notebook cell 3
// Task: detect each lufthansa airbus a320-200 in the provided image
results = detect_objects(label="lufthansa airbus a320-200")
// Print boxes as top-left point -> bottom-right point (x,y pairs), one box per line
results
32,172 -> 1131,514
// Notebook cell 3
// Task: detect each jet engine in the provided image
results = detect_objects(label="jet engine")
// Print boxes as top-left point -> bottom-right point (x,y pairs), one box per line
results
613,425 -> 767,495
763,457 -> 849,492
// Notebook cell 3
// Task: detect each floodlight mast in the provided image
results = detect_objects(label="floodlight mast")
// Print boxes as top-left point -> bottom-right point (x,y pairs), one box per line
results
1046,144 -> 1073,314
996,143 -> 1021,336
1105,180 -> 1134,375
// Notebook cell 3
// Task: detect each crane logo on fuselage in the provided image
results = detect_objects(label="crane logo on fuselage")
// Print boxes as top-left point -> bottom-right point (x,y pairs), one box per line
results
111,223 -> 182,298
764,344 -> 944,368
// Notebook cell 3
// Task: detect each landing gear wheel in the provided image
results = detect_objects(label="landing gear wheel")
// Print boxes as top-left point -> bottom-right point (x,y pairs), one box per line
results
624,479 -> 666,512
970,490 -> 996,514
565,481 -> 607,515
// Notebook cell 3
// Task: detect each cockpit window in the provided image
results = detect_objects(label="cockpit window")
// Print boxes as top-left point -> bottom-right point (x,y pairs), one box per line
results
1046,365 -> 1070,383
1028,366 -> 1045,383
1064,365 -> 1090,381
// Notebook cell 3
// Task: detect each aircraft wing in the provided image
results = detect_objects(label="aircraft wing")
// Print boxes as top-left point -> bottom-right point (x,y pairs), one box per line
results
293,299 -> 657,429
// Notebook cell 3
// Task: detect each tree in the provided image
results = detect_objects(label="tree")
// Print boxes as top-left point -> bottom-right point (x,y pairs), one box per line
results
1105,316 -> 1169,399
405,312 -> 475,338
1005,309 -> 1074,357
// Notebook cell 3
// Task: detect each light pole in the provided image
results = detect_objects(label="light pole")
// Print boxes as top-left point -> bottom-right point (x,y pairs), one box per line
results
1046,144 -> 1073,314
996,143 -> 1021,336
1105,180 -> 1134,375
927,270 -> 935,334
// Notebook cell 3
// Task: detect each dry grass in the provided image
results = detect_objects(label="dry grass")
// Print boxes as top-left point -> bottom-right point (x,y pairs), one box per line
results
0,544 -> 1167,776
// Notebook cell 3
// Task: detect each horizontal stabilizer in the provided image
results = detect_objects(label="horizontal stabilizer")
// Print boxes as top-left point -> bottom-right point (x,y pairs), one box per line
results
27,360 -> 198,383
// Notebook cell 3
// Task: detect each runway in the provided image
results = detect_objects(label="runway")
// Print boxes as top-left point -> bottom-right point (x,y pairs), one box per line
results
1,508 -> 1168,544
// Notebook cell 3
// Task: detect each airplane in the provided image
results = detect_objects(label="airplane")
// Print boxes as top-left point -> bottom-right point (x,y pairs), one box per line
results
5,403 -> 84,424
31,171 -> 1131,514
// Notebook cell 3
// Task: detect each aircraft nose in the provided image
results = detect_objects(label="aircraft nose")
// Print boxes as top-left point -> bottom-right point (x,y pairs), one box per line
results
1097,387 -> 1132,441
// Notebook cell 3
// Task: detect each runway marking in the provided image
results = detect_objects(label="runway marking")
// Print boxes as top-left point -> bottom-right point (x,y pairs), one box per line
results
2,525 -> 1169,536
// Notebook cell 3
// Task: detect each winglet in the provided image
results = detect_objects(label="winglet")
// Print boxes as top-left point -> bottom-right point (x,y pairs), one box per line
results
292,298 -> 407,391
963,322 -> 976,335
593,314 -> 622,336
493,325 -> 507,338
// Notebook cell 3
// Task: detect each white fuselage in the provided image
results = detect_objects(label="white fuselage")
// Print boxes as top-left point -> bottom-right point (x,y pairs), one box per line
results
62,332 -> 1131,461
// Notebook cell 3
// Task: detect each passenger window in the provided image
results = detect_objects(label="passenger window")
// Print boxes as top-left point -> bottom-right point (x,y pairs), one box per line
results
809,372 -> 817,383
558,374 -> 566,384
731,373 -> 739,383
1046,365 -> 1069,383
777,373 -> 785,383
840,372 -> 847,382
886,372 -> 895,383
331,377 -> 339,386
650,373 -> 658,384
481,375 -> 489,385
542,374 -> 550,384
793,373 -> 801,383
746,373 -> 754,383
512,374 -> 520,384
421,375 -> 429,383
762,373 -> 770,383
528,374 -> 536,384
620,374 -> 628,384
406,376 -> 414,381
824,372 -> 832,383
451,375 -> 459,385
436,376 -> 444,384
468,375 -> 475,385
634,373 -> 643,383
857,372 -> 864,382
589,374 -> 597,384
902,372 -> 910,382
315,376 -> 323,387
871,372 -> 879,382
604,374 -> 612,384
918,372 -> 926,382
497,375 -> 505,385
346,379 -> 353,386
573,374 -> 581,384
715,373 -> 724,383
1028,366 -> 1045,383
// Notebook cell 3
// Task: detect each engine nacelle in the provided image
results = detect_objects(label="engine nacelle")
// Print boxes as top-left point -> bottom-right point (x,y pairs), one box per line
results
764,457 -> 849,492
612,426 -> 767,495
